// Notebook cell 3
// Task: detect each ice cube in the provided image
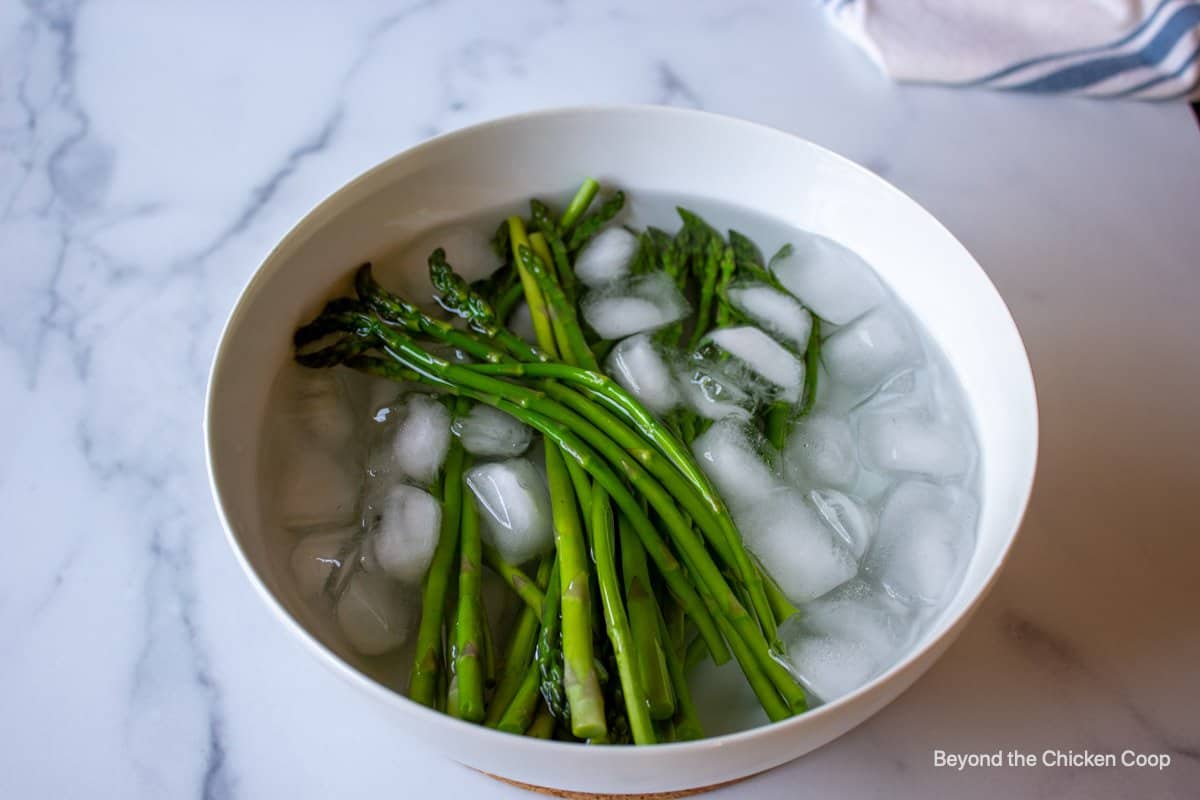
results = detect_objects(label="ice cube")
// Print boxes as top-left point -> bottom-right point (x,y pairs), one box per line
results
704,327 -> 805,403
771,232 -> 885,324
809,489 -> 875,559
466,458 -> 554,564
452,404 -> 532,458
606,333 -> 681,414
735,487 -> 858,604
290,527 -> 355,599
691,417 -> 781,513
368,393 -> 452,487
727,283 -> 813,348
821,306 -> 921,400
286,369 -> 357,450
858,409 -> 971,479
777,580 -> 908,702
854,368 -> 929,413
581,272 -> 689,340
277,447 -> 361,531
677,364 -> 754,421
368,484 -> 443,584
866,481 -> 977,606
782,414 -> 860,491
336,571 -> 416,656
508,301 -> 538,347
574,227 -> 639,287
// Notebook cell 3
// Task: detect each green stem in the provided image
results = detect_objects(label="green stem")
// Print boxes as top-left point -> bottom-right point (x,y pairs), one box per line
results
518,245 -> 600,372
545,442 -> 607,740
657,601 -> 703,741
408,432 -> 466,707
618,513 -> 675,721
496,657 -> 543,735
482,542 -> 544,618
486,555 -> 553,727
509,216 -> 558,357
765,402 -> 790,452
526,703 -> 556,738
453,467 -> 486,722
591,487 -> 656,745
560,177 -> 599,230
799,316 -> 822,417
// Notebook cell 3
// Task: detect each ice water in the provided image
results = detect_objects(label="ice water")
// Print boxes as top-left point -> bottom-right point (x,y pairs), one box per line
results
258,188 -> 981,728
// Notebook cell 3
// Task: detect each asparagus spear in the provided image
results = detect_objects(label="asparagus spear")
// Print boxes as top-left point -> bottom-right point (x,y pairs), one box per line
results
508,216 -> 559,359
530,198 -> 578,302
799,316 -> 822,418
481,542 -> 545,617
536,558 -> 567,720
657,600 -> 703,741
566,190 -> 625,253
544,442 -> 607,739
560,177 -> 599,231
486,554 -> 554,727
526,704 -> 557,739
497,655 -> 544,735
453,466 -> 486,723
618,513 -> 675,721
408,429 -> 466,707
590,486 -> 656,744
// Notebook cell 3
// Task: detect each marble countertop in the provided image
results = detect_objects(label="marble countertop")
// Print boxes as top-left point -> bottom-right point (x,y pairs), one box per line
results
4,1 -> 1198,797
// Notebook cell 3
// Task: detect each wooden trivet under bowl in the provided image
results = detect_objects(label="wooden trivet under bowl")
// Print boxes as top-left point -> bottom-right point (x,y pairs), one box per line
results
481,770 -> 758,799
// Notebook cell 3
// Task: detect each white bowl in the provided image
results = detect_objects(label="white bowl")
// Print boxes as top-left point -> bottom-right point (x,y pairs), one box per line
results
205,106 -> 1037,795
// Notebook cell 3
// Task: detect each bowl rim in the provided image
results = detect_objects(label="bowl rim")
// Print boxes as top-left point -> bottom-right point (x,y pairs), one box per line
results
204,103 -> 1039,757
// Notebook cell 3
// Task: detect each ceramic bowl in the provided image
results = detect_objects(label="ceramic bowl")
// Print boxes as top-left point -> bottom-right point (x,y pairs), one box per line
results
205,106 -> 1038,795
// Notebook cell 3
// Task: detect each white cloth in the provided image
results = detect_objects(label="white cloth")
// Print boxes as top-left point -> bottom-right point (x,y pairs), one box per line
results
824,0 -> 1200,100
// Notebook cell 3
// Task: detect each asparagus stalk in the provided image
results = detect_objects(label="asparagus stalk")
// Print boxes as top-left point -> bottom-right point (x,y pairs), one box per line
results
481,542 -> 545,617
544,442 -> 607,739
536,558 -> 567,720
657,603 -> 703,741
526,704 -> 557,739
508,216 -> 558,359
618,513 -> 675,721
590,486 -> 656,745
566,190 -> 624,252
408,431 -> 466,707
486,555 -> 554,727
560,177 -> 599,230
453,468 -> 486,722
530,198 -> 578,302
799,316 -> 822,418
496,656 -> 544,735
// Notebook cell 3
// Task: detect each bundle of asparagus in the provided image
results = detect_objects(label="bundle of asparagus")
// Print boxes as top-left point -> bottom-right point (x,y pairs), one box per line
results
294,180 -> 824,744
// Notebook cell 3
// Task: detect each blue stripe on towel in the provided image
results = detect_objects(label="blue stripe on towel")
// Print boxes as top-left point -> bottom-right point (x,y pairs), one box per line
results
1009,5 -> 1200,92
961,0 -> 1178,86
1107,40 -> 1200,96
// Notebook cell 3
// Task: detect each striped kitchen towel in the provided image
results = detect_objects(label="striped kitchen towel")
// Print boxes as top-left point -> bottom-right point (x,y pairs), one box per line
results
824,0 -> 1200,100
